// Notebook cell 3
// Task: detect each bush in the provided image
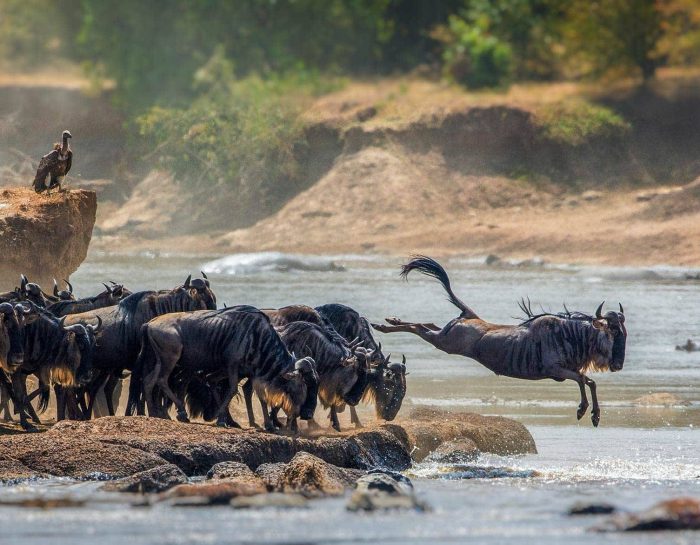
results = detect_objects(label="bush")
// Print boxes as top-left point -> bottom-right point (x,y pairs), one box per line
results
437,15 -> 514,89
533,99 -> 630,145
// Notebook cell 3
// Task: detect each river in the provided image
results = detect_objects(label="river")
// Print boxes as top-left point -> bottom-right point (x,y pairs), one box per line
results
1,251 -> 698,544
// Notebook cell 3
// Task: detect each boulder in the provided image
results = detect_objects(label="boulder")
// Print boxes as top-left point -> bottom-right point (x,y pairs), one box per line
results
400,407 -> 537,461
101,464 -> 188,493
0,458 -> 48,483
599,497 -> 700,531
424,438 -> 480,464
206,461 -> 268,491
347,472 -> 429,512
0,188 -> 96,288
261,452 -> 364,497
162,480 -> 266,505
568,502 -> 617,515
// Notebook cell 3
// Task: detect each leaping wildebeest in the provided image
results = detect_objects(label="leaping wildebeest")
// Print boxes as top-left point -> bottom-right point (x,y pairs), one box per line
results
372,256 -> 627,427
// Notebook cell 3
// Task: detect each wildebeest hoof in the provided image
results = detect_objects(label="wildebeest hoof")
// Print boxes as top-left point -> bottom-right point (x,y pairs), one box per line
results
385,317 -> 403,325
576,405 -> 588,419
371,323 -> 387,332
176,411 -> 190,423
215,421 -> 229,428
591,410 -> 600,427
21,423 -> 39,432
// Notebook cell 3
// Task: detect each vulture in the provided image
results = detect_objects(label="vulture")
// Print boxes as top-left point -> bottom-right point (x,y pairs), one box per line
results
33,130 -> 72,193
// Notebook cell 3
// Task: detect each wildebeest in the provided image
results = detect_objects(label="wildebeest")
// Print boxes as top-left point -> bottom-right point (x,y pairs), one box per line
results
47,282 -> 131,317
131,306 -> 319,430
52,279 -> 75,302
33,129 -> 72,193
9,304 -> 100,430
270,321 -> 371,431
316,303 -> 407,426
372,255 -> 627,427
61,275 -> 216,418
0,303 -> 36,421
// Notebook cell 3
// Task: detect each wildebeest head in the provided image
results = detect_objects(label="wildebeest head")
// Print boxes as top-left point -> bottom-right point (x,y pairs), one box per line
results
53,279 -> 75,301
366,352 -> 407,421
592,302 -> 626,372
54,316 -> 101,386
291,356 -> 319,420
108,281 -> 132,300
0,303 -> 37,372
181,274 -> 217,310
19,275 -> 50,308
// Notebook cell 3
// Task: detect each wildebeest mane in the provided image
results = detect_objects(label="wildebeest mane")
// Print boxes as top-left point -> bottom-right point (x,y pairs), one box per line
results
517,297 -> 594,326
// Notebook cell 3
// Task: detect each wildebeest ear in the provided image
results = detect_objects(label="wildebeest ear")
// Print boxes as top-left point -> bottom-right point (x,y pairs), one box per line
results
102,282 -> 113,294
591,319 -> 608,331
281,372 -> 297,381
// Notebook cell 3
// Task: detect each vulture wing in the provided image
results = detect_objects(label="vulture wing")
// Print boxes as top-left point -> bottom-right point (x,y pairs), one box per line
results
33,150 -> 59,192
65,149 -> 72,175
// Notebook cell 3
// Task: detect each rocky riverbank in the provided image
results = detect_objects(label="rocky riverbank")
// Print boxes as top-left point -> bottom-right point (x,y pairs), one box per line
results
0,410 -> 536,486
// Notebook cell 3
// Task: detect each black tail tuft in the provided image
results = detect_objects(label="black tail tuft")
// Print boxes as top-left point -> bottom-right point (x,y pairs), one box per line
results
400,255 -> 479,319
37,385 -> 50,413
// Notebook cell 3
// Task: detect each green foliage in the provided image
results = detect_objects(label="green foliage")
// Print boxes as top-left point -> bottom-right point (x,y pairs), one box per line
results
534,100 -> 630,145
136,50 -> 339,215
438,15 -> 514,88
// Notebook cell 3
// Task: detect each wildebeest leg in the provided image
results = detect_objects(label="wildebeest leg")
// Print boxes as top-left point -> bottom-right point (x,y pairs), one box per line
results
270,407 -> 284,429
259,399 -> 274,432
287,415 -> 298,434
242,379 -> 259,428
209,381 -> 241,428
103,374 -> 119,416
85,371 -> 109,419
55,385 -> 66,421
548,367 -> 588,421
215,367 -> 239,427
0,373 -> 18,421
349,405 -> 363,428
584,376 -> 600,427
372,319 -> 439,344
11,373 -> 37,432
329,406 -> 341,432
385,317 -> 441,331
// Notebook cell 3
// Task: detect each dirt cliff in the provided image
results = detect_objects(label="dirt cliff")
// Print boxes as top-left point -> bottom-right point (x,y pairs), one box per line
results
0,188 -> 96,289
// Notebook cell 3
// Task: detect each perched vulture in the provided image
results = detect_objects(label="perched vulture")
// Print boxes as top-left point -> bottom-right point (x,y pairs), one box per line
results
33,130 -> 72,193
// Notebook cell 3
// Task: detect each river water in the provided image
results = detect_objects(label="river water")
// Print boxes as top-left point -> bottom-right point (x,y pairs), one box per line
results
1,252 -> 698,544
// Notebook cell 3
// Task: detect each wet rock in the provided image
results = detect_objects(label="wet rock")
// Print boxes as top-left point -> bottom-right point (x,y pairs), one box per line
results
262,452 -> 364,497
424,438 -> 480,464
255,463 -> 287,490
0,458 -> 48,483
0,188 -> 96,288
633,393 -> 691,407
599,497 -> 700,531
484,254 -> 501,266
569,502 -> 617,515
401,407 -> 537,461
0,497 -> 87,509
162,480 -> 266,505
347,473 -> 429,512
675,339 -> 700,352
101,464 -> 187,493
231,493 -> 308,509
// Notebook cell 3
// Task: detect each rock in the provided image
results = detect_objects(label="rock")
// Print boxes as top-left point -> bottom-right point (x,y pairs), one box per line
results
347,473 -> 429,512
401,407 -> 537,461
484,254 -> 501,266
599,497 -> 700,532
206,461 -> 255,480
633,393 -> 691,407
255,463 -> 288,490
569,502 -> 617,515
231,493 -> 308,509
162,480 -> 266,505
675,339 -> 700,352
262,452 -> 364,497
101,464 -> 188,493
424,438 -> 480,464
0,458 -> 48,483
581,190 -> 603,202
0,188 -> 96,288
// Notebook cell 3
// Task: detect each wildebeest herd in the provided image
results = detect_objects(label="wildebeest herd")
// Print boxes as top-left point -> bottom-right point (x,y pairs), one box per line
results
0,255 -> 626,433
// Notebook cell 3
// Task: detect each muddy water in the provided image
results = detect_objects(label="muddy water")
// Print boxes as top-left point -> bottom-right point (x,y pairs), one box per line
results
1,252 -> 699,544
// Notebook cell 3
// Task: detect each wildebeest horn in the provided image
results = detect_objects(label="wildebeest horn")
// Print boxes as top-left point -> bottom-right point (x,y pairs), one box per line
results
619,303 -> 624,314
53,279 -> 59,297
102,282 -> 113,294
0,303 -> 13,314
402,354 -> 406,364
201,271 -> 210,287
89,316 -> 103,333
20,274 -> 28,292
58,316 -> 67,330
595,301 -> 604,319
16,301 -> 34,314
184,275 -> 191,289
64,279 -> 73,294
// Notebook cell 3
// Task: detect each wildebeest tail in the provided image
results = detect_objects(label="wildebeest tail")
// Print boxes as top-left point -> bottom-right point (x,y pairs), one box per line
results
183,376 -> 218,422
37,384 -> 50,413
400,255 -> 479,319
